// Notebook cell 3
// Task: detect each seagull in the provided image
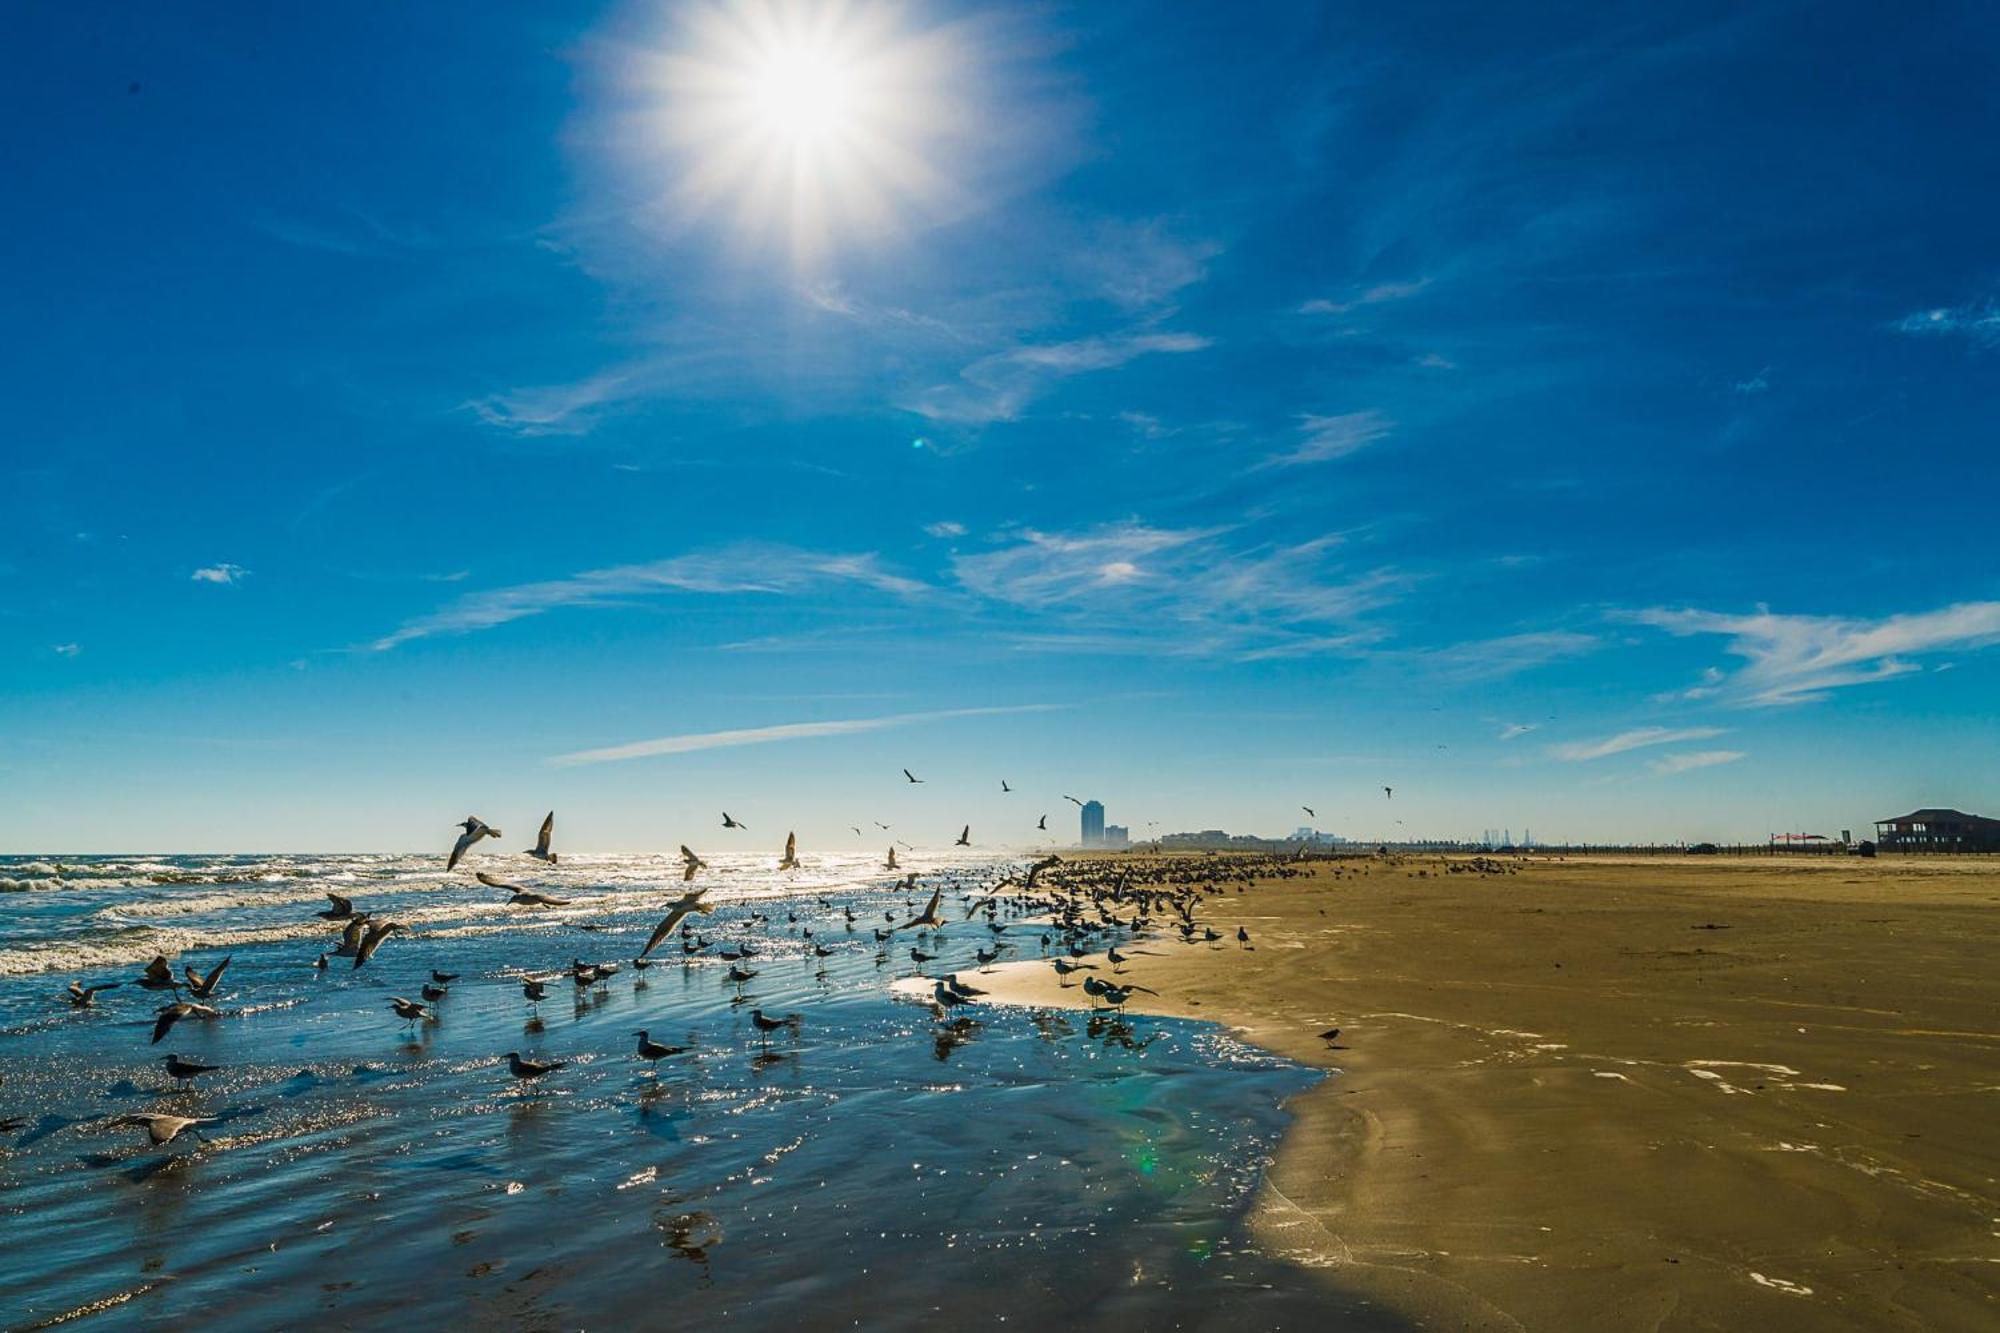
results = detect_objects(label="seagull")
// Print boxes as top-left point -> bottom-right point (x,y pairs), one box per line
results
523,811 -> 558,864
849,826 -> 863,836
749,1009 -> 800,1033
107,1112 -> 217,1147
908,947 -> 937,965
778,832 -> 801,871
903,769 -> 923,784
1001,780 -> 1012,793
1024,854 -> 1062,889
163,1053 -> 220,1083
448,816 -> 501,870
354,921 -> 403,969
931,979 -> 974,1009
1237,926 -> 1251,948
332,916 -> 371,957
521,978 -> 550,1002
1036,814 -> 1047,831
1063,794 -> 1084,807
65,980 -> 120,1009
504,1052 -> 566,1084
941,973 -> 988,999
431,970 -> 460,983
389,997 -> 434,1025
679,844 -> 708,882
135,955 -> 182,993
954,825 -> 971,847
726,965 -> 758,983
151,1001 -> 220,1045
884,847 -> 899,871
640,888 -> 713,958
317,892 -> 356,920
898,883 -> 946,931
1319,1027 -> 1343,1047
874,821 -> 891,830
477,871 -> 570,907
1302,805 -> 1316,818
183,956 -> 231,999
634,1030 -> 685,1068
1383,786 -> 1393,800
421,982 -> 449,1002
722,812 -> 747,830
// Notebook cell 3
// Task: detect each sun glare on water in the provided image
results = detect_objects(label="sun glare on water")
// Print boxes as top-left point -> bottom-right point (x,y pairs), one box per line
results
639,0 -> 964,261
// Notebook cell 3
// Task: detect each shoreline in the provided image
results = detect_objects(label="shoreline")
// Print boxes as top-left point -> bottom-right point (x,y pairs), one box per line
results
968,852 -> 2000,1329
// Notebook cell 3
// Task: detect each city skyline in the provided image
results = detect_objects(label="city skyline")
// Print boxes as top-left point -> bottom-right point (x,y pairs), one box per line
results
7,2 -> 2000,851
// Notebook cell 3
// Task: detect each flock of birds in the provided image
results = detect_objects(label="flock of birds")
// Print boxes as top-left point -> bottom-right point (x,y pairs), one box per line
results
11,776 -> 1383,1150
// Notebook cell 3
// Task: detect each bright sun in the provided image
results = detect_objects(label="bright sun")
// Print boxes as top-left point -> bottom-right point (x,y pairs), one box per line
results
640,0 -> 963,262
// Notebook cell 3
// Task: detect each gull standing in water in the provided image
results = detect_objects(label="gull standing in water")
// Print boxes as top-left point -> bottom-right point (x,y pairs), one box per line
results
448,816 -> 502,870
633,1031 -> 685,1071
476,871 -> 570,907
640,888 -> 713,959
389,997 -> 435,1026
523,811 -> 558,863
163,1053 -> 220,1085
504,1052 -> 566,1087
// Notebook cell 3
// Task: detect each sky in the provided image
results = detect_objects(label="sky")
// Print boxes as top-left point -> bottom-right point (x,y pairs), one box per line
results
5,0 -> 1999,852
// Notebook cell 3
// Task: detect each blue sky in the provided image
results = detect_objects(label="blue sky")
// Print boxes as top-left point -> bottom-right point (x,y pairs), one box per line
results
6,0 -> 1999,852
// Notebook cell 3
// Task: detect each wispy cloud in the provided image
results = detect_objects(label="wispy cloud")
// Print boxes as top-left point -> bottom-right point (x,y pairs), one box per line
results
191,563 -> 248,585
954,522 -> 1405,659
1889,301 -> 2000,348
549,704 -> 1061,766
1265,410 -> 1392,467
465,369 -> 636,437
1649,749 -> 1745,776
52,642 -> 81,658
1549,726 -> 1726,761
902,330 -> 1211,425
373,545 -> 925,650
1497,722 -> 1538,740
1626,602 -> 2000,707
1071,219 -> 1222,311
1298,279 -> 1429,316
1403,631 -> 1596,684
923,521 -> 967,538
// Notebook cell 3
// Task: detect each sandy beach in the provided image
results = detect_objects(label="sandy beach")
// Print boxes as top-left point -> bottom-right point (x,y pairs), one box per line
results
974,852 -> 2000,1330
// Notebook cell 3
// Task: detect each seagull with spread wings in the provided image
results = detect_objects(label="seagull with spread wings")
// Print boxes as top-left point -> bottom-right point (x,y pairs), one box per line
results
640,888 -> 713,959
448,816 -> 501,870
522,811 -> 558,864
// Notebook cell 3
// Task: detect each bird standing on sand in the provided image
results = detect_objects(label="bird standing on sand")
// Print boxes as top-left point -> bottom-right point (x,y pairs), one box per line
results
163,1053 -> 220,1084
448,816 -> 501,870
779,832 -> 801,871
523,811 -> 558,864
107,1112 -> 216,1147
640,888 -> 713,958
1237,926 -> 1251,948
1319,1027 -> 1343,1048
504,1052 -> 566,1085
65,980 -> 120,1009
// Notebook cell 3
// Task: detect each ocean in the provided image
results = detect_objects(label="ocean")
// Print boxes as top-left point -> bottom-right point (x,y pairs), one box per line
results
0,852 -> 1369,1330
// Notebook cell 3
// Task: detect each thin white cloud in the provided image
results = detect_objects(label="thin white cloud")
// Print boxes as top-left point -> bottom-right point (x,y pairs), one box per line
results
1265,410 -> 1393,467
1497,722 -> 1538,740
465,369 -> 635,437
1071,219 -> 1222,311
549,704 -> 1062,766
902,331 -> 1211,425
1889,302 -> 2000,348
373,544 -> 925,650
1649,749 -> 1745,776
1627,601 -> 2000,707
1549,726 -> 1726,762
1298,279 -> 1430,316
191,564 -> 248,585
923,521 -> 967,538
953,522 -> 1405,659
52,642 -> 81,657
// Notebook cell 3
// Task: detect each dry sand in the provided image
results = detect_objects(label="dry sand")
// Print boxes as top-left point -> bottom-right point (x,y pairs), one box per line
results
971,853 -> 2000,1330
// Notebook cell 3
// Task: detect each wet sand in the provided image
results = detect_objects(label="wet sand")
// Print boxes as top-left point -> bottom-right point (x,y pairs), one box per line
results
974,853 -> 2000,1329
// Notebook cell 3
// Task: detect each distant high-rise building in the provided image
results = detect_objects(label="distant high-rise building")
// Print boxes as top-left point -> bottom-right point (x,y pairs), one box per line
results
1081,800 -> 1105,846
1104,824 -> 1129,848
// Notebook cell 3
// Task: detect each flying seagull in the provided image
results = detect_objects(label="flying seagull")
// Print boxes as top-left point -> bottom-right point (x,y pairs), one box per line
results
317,892 -> 355,920
523,811 -> 558,864
476,871 -> 570,907
955,825 -> 971,847
135,955 -> 182,993
1383,786 -> 1393,800
448,816 -> 501,870
183,956 -> 231,1000
722,811 -> 747,830
151,1001 -> 220,1045
884,846 -> 899,871
1000,779 -> 1011,793
1063,794 -> 1084,807
778,832 -> 800,871
354,921 -> 403,969
903,769 -> 924,784
898,882 -> 945,931
679,844 -> 708,882
108,1112 -> 217,1147
1302,805 -> 1316,818
640,888 -> 714,958
65,980 -> 120,1009
1037,814 -> 1047,831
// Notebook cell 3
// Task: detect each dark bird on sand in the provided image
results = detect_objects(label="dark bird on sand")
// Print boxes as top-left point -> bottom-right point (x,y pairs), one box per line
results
448,816 -> 501,870
163,1053 -> 220,1083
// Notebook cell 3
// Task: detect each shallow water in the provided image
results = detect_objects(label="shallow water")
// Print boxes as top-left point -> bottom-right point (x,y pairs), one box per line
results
0,853 -> 1381,1330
